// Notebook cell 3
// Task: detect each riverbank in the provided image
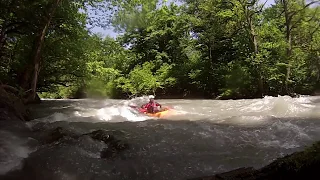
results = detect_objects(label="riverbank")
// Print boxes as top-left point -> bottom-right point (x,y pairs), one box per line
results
39,90 -> 308,100
38,82 -> 319,100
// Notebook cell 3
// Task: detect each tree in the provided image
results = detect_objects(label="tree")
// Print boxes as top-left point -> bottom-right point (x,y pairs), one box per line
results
276,0 -> 320,94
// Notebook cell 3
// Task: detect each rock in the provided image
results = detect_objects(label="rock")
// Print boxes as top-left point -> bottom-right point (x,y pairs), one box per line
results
83,129 -> 115,143
23,91 -> 41,104
0,87 -> 29,121
252,141 -> 320,180
289,92 -> 300,98
42,127 -> 77,144
41,128 -> 129,159
189,141 -> 320,180
100,138 -> 129,159
189,168 -> 255,180
216,167 -> 255,179
83,130 -> 129,159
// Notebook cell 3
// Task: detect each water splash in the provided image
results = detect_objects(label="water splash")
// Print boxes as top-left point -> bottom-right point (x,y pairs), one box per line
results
0,131 -> 37,175
96,105 -> 150,122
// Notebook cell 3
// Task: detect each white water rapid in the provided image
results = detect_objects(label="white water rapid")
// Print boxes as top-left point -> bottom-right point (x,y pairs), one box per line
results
1,95 -> 320,180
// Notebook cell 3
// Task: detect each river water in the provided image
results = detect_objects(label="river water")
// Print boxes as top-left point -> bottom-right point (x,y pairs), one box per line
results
1,95 -> 320,180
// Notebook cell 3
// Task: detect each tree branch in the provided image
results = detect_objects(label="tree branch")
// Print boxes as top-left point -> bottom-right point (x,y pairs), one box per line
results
261,0 -> 268,9
309,22 -> 320,39
288,1 -> 319,21
290,3 -> 320,31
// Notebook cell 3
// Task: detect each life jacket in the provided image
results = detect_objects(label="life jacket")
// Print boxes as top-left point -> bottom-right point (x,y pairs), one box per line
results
143,102 -> 160,113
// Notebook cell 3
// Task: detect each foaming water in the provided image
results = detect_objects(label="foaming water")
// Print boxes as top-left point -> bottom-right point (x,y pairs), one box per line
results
27,96 -> 320,122
0,131 -> 37,175
28,95 -> 320,124
1,95 -> 320,179
96,105 -> 150,122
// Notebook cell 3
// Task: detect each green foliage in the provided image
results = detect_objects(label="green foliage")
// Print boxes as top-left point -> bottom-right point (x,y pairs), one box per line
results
39,84 -> 80,99
220,61 -> 253,99
116,62 -> 175,96
1,0 -> 320,99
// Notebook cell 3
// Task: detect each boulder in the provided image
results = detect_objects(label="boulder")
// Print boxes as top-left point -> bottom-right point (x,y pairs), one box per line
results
42,127 -> 129,160
252,141 -> 320,180
189,141 -> 320,180
83,129 -> 129,159
0,86 -> 29,121
41,127 -> 77,144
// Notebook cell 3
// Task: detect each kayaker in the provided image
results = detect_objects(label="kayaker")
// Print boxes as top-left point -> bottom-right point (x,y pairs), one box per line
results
141,95 -> 162,113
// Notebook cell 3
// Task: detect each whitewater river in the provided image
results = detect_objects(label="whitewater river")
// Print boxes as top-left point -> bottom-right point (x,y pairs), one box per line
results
1,96 -> 320,180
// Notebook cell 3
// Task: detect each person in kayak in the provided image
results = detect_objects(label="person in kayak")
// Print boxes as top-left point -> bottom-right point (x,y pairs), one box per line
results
141,95 -> 162,113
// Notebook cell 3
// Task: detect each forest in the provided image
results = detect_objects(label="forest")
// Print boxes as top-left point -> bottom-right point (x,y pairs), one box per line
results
0,0 -> 320,102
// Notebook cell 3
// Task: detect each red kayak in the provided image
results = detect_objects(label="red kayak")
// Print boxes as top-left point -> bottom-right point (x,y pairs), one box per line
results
129,105 -> 174,118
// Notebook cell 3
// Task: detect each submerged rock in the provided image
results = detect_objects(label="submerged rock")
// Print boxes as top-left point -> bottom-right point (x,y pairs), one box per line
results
42,127 -> 77,144
42,128 -> 129,159
83,129 -> 129,159
189,141 -> 320,180
83,129 -> 115,143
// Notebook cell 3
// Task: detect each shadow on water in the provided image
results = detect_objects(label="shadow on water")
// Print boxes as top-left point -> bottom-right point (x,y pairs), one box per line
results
1,116 -> 320,180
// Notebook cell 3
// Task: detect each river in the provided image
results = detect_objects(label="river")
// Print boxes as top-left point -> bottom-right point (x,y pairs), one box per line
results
1,95 -> 320,180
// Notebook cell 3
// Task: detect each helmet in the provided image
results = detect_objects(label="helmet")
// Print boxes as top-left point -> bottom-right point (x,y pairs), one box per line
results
148,95 -> 155,99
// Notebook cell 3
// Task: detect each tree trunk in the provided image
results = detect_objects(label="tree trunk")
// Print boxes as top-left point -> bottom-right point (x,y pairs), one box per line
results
285,26 -> 292,94
28,0 -> 62,101
242,0 -> 263,96
281,0 -> 319,95
250,17 -> 263,96
282,0 -> 292,95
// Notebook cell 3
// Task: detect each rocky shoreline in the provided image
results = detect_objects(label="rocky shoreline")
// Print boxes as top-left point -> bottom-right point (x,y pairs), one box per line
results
1,86 -> 319,179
